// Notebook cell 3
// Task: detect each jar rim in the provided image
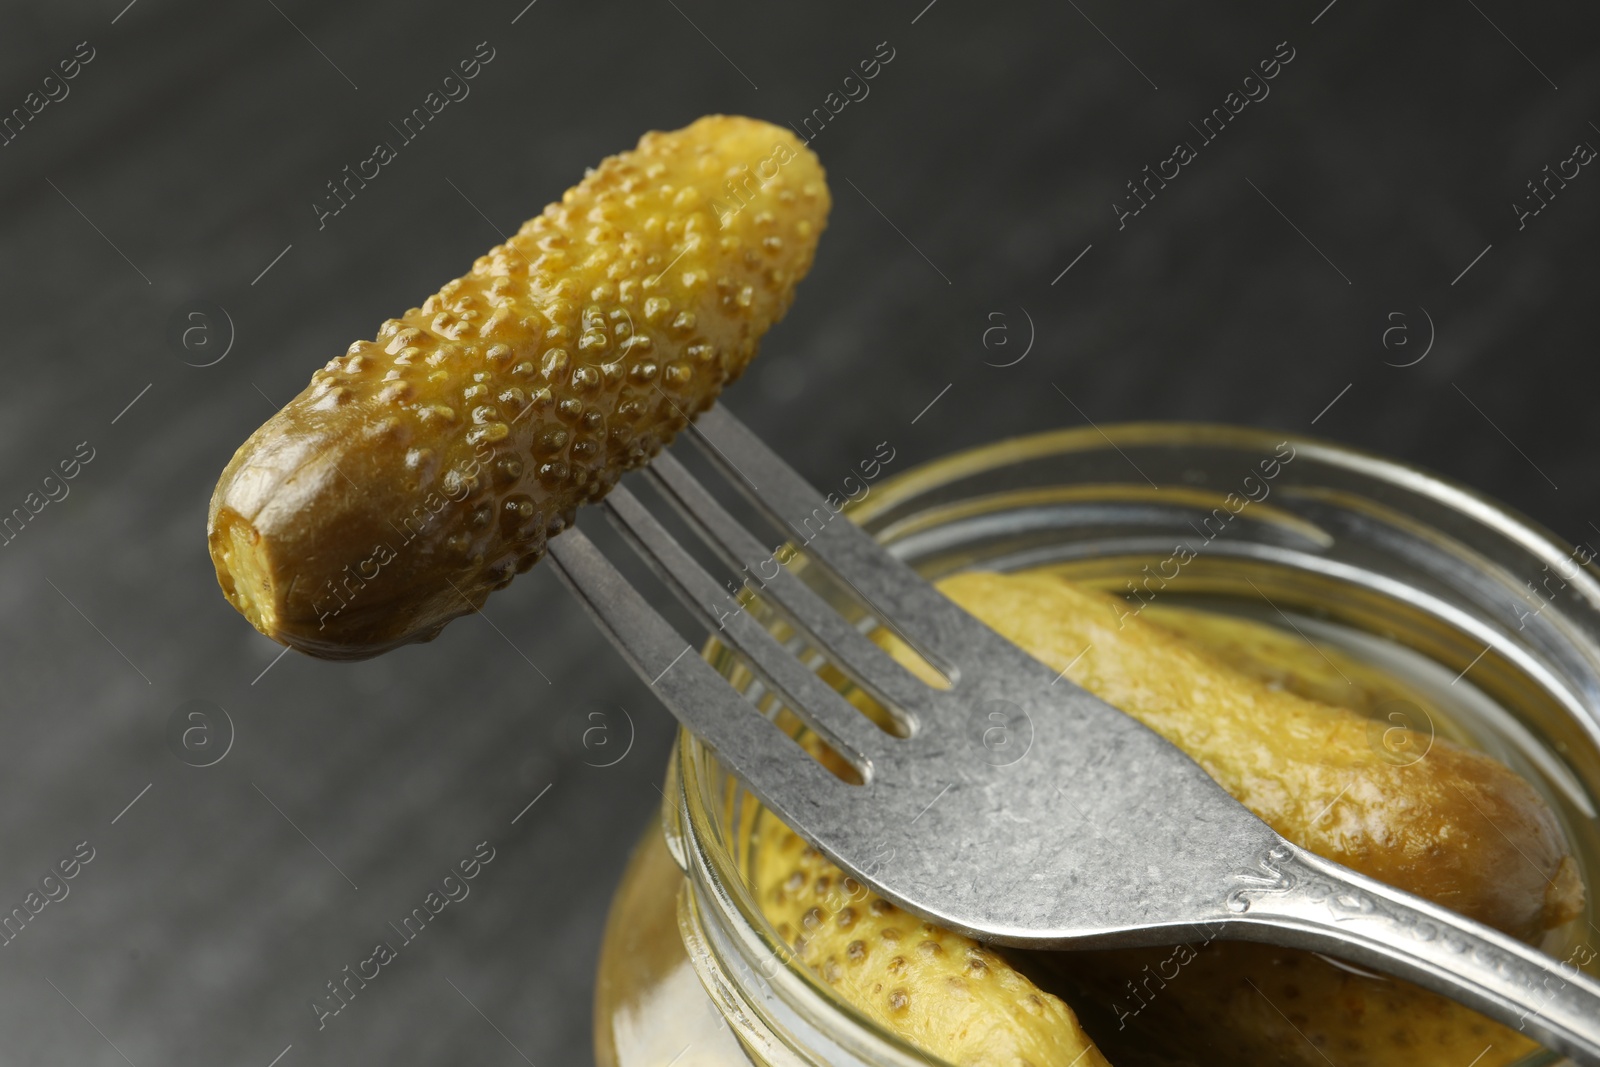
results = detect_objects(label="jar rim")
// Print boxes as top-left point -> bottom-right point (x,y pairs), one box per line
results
851,420 -> 1586,585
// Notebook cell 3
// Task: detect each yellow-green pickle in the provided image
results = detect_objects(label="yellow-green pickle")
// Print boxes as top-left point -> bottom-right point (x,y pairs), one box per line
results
209,115 -> 829,658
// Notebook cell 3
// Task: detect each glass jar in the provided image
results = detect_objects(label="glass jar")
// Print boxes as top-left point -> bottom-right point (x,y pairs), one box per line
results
593,422 -> 1600,1067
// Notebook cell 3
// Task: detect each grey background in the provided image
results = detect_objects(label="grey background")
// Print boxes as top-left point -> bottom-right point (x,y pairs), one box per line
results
0,0 -> 1596,1063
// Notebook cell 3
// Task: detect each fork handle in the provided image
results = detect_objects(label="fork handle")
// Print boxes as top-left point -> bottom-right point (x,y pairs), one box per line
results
1230,844 -> 1600,1065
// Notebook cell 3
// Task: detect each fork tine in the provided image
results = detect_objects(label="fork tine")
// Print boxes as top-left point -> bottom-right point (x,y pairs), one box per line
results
686,405 -> 979,670
546,529 -> 845,803
646,448 -> 937,719
602,485 -> 889,772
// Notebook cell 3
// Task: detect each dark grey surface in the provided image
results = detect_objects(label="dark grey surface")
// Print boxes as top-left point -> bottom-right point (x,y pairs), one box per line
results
0,0 -> 1596,1063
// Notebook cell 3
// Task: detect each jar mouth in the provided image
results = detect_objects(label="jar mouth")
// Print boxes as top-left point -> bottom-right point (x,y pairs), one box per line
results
846,419 -> 1563,538
671,421 -> 1600,1067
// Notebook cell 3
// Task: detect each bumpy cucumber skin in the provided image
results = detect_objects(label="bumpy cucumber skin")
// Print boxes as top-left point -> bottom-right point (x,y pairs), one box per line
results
754,814 -> 1112,1067
209,116 -> 828,659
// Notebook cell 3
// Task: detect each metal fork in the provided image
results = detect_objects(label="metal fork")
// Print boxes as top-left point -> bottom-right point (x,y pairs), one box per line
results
547,404 -> 1600,1065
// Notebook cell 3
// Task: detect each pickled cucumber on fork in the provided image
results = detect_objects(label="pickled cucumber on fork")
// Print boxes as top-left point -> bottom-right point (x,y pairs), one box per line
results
208,116 -> 828,658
